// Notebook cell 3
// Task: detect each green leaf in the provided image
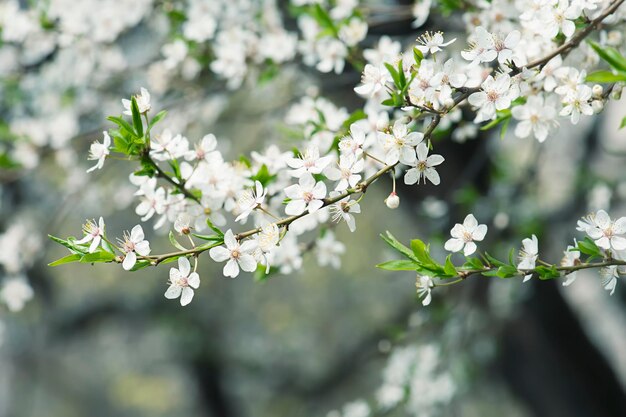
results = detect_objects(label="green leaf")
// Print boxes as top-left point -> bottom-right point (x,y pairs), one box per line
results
80,250 -> 116,263
462,257 -> 484,270
493,265 -> 518,278
376,259 -> 420,271
341,109 -> 367,130
586,70 -> 626,83
129,260 -> 151,271
206,218 -> 224,237
381,232 -> 419,262
149,110 -> 167,129
169,231 -> 187,251
251,164 -> 276,187
397,59 -> 406,89
444,255 -> 457,276
48,254 -> 82,266
411,239 -> 432,264
131,96 -> 144,138
384,63 -> 401,88
107,116 -> 137,138
576,237 -> 602,257
311,4 -> 337,35
480,111 -> 511,131
191,233 -> 222,241
588,41 -> 626,73
536,265 -> 561,280
620,116 -> 626,130
484,252 -> 506,267
413,47 -> 424,65
48,235 -> 88,255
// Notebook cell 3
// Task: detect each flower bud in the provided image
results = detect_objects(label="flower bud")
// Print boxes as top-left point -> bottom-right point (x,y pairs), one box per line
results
611,86 -> 622,101
592,84 -> 603,99
385,192 -> 400,209
592,100 -> 604,114
607,30 -> 622,46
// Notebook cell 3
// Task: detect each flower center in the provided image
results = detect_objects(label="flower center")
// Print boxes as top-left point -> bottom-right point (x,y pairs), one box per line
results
462,231 -> 473,242
231,249 -> 241,259
303,191 -> 314,202
487,90 -> 500,102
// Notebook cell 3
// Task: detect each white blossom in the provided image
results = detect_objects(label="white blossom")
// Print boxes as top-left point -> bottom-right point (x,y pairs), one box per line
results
119,225 -> 151,270
417,275 -> 434,306
404,143 -> 444,186
235,181 -> 266,222
122,87 -> 151,115
378,121 -> 424,166
75,217 -> 106,253
284,173 -> 327,215
164,257 -> 200,306
86,131 -> 111,173
444,214 -> 488,256
518,235 -> 539,282
209,230 -> 258,278
585,210 -> 626,251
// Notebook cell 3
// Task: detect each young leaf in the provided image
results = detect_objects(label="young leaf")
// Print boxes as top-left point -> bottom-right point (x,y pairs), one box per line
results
131,96 -> 144,138
376,259 -> 420,271
588,41 -> 626,73
80,250 -> 116,263
444,255 -> 457,276
149,110 -> 167,129
169,231 -> 187,251
48,254 -> 82,266
380,232 -> 419,262
585,70 -> 626,83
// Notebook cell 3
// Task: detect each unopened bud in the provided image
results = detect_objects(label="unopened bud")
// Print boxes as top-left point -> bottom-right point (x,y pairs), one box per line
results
607,30 -> 622,46
592,84 -> 603,99
611,86 -> 622,100
592,100 -> 604,114
385,192 -> 400,209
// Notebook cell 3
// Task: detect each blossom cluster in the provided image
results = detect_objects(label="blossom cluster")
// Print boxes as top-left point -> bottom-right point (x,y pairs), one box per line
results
406,209 -> 626,306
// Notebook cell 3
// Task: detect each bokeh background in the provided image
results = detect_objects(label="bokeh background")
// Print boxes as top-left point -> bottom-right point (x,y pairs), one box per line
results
1,1 -> 626,416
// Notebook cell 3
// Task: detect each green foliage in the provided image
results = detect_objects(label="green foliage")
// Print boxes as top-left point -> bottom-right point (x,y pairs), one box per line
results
250,164 -> 276,187
169,231 -> 187,251
48,235 -> 118,266
131,96 -> 144,138
588,41 -> 626,73
378,232 -> 457,278
576,237 -> 602,259
585,70 -> 626,83
149,110 -> 167,130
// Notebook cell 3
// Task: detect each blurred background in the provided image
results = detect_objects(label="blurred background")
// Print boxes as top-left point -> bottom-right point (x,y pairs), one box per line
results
1,1 -> 626,416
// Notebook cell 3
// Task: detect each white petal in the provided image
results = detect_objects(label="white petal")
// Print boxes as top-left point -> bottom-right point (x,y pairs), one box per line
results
180,287 -> 194,306
187,272 -> 200,289
223,259 -> 240,278
444,238 -> 464,253
404,168 -> 419,185
122,251 -> 137,270
238,254 -> 257,272
164,284 -> 182,299
424,168 -> 440,185
130,225 -> 144,242
285,200 -> 306,215
473,224 -> 488,241
308,199 -> 324,213
178,257 -> 191,277
134,240 -> 151,256
463,242 -> 477,256
223,229 -> 237,249
209,246 -> 231,262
